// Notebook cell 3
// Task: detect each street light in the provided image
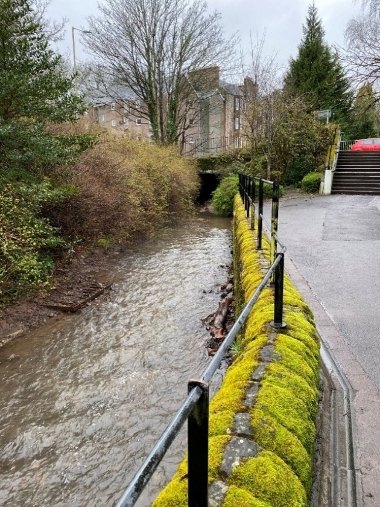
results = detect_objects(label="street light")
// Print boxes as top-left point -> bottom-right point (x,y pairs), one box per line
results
72,27 -> 91,92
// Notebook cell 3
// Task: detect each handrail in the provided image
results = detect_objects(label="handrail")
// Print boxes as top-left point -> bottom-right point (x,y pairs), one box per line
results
339,139 -> 356,151
238,174 -> 280,270
116,386 -> 203,507
116,174 -> 286,507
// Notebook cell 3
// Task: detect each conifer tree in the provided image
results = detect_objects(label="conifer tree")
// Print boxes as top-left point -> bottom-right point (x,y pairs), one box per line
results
0,0 -> 91,176
284,2 -> 352,126
347,83 -> 379,139
0,0 -> 95,303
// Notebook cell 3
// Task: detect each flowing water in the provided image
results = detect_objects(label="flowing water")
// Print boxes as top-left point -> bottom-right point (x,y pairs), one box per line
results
0,212 -> 232,507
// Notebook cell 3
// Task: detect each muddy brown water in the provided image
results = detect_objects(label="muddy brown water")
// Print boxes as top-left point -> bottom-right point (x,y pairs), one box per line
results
0,212 -> 232,507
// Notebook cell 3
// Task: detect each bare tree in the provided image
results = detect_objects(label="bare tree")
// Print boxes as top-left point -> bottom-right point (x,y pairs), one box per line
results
32,0 -> 67,42
241,34 -> 283,178
345,0 -> 380,89
241,34 -> 333,182
83,0 -> 238,145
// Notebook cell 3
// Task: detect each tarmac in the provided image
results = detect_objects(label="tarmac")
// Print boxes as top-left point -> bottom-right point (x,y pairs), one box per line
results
270,192 -> 380,507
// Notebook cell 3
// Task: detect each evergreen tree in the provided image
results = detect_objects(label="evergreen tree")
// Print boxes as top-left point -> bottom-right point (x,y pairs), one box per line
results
0,0 -> 91,176
284,2 -> 352,126
0,0 -> 95,303
346,83 -> 379,139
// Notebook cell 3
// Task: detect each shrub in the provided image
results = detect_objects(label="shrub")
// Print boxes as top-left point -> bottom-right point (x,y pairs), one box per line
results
255,180 -> 284,199
212,175 -> 239,216
1,131 -> 200,306
46,133 -> 200,243
301,172 -> 321,193
0,180 -> 73,305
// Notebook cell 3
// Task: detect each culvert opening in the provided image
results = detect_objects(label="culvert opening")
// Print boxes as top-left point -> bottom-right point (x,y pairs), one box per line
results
197,172 -> 221,204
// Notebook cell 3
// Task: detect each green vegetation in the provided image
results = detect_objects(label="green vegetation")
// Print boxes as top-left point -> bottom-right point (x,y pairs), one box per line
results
301,172 -> 322,193
284,3 -> 352,129
0,0 -> 92,305
1,126 -> 199,305
212,174 -> 284,220
346,83 -> 380,140
212,175 -> 239,216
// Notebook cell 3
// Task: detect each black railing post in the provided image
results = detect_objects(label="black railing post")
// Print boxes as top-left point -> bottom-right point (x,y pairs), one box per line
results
270,252 -> 287,329
257,179 -> 264,249
245,176 -> 249,217
270,180 -> 279,270
188,379 -> 209,507
246,176 -> 251,218
250,177 -> 255,229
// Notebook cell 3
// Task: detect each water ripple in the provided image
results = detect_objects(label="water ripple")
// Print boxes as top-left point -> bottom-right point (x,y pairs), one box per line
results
0,213 -> 231,507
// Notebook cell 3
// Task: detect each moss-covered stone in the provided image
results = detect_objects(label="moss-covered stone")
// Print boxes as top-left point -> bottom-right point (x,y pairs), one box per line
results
230,451 -> 307,507
252,408 -> 312,490
221,485 -> 272,507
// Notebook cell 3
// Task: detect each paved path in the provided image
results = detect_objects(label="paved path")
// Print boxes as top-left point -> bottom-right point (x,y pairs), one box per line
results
275,192 -> 380,507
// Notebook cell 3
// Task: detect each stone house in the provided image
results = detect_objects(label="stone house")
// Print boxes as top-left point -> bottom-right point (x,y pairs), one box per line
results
87,87 -> 152,139
86,70 -> 253,154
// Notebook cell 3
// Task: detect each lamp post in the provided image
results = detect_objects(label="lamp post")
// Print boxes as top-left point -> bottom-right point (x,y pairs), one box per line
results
71,27 -> 91,93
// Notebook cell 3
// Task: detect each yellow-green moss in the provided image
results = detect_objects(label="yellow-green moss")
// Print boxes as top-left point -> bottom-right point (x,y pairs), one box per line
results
152,458 -> 189,507
209,409 -> 236,437
152,436 -> 232,507
230,451 -> 307,507
255,383 -> 316,454
263,362 -> 318,418
221,486 -> 272,507
252,408 -> 312,491
275,336 -> 320,387
208,435 -> 232,481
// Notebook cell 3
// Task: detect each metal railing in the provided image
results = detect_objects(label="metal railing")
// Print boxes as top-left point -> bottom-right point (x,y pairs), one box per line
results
238,174 -> 284,271
181,135 -> 250,157
339,139 -> 355,151
116,175 -> 286,507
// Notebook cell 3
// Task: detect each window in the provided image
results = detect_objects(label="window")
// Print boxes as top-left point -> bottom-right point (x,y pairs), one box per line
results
135,99 -> 141,109
111,119 -> 117,127
189,117 -> 194,126
235,97 -> 240,111
234,117 -> 240,130
136,117 -> 142,125
100,113 -> 106,123
124,117 -> 129,129
124,102 -> 130,113
110,102 -> 116,111
188,136 -> 194,144
188,100 -> 194,108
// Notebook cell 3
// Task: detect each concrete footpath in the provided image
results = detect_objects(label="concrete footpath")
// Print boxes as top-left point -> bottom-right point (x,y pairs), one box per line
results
271,192 -> 380,507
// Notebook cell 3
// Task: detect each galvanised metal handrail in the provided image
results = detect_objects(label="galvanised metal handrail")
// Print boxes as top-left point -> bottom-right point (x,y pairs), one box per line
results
339,139 -> 356,151
116,177 -> 286,507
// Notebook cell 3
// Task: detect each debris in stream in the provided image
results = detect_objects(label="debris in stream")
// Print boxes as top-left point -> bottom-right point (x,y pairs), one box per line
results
203,264 -> 235,356
39,280 -> 113,312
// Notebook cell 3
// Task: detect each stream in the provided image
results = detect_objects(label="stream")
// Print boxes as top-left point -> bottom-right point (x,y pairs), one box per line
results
0,211 -> 232,507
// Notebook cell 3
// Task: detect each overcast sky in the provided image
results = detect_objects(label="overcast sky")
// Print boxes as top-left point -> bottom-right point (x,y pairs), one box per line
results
46,0 -> 360,79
